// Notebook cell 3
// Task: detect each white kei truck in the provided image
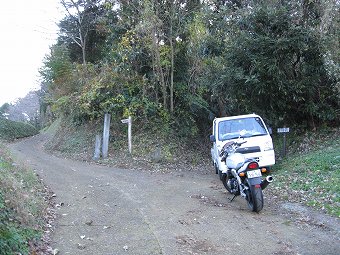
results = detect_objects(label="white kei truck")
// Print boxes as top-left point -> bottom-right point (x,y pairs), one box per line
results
210,114 -> 275,178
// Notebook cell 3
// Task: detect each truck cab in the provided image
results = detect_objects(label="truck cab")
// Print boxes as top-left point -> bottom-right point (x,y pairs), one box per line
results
210,114 -> 275,175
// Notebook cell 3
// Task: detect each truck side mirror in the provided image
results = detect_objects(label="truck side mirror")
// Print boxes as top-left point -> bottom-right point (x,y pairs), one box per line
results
209,135 -> 216,142
268,127 -> 273,135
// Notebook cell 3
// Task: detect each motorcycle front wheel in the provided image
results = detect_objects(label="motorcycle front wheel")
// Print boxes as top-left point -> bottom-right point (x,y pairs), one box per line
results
246,180 -> 264,212
221,173 -> 232,193
222,175 -> 241,195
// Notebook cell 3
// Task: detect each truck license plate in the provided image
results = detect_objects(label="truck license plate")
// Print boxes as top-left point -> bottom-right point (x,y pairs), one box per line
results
247,169 -> 262,178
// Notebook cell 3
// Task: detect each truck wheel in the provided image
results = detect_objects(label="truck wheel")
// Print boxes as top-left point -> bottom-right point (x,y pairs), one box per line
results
215,164 -> 218,174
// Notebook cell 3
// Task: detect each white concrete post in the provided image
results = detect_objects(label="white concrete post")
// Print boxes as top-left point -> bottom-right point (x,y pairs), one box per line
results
93,134 -> 101,160
102,113 -> 111,158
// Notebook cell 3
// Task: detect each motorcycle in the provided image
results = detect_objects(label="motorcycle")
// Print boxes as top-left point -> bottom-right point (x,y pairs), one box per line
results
219,139 -> 273,212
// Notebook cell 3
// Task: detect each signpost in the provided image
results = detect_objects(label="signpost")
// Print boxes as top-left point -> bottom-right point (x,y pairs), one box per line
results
277,127 -> 290,133
277,127 -> 290,157
121,116 -> 132,154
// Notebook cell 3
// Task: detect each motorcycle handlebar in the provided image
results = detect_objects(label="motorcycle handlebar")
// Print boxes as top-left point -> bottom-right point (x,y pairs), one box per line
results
236,140 -> 247,145
220,140 -> 247,157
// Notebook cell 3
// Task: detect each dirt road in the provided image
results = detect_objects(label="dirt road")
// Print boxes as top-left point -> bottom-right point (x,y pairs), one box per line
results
9,134 -> 340,255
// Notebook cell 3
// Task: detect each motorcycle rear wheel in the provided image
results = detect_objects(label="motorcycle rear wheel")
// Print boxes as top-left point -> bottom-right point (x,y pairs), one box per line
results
246,180 -> 264,212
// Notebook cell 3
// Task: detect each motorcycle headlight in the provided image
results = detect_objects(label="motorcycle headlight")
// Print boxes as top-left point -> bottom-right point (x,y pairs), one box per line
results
263,141 -> 273,151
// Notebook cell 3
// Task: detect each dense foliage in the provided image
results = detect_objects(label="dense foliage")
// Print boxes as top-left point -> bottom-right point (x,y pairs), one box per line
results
39,0 -> 339,135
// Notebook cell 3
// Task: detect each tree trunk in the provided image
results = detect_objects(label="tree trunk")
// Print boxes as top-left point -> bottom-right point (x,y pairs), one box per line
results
169,28 -> 174,113
152,28 -> 167,110
62,0 -> 87,64
81,33 -> 86,65
217,98 -> 227,117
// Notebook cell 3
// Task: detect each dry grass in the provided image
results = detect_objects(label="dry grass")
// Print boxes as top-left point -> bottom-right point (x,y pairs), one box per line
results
0,143 -> 52,254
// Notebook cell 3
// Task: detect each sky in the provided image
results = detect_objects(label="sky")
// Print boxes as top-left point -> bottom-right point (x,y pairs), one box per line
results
0,0 -> 65,106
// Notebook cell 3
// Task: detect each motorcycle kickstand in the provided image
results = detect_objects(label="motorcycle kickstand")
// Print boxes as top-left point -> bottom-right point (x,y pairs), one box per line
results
229,195 -> 236,202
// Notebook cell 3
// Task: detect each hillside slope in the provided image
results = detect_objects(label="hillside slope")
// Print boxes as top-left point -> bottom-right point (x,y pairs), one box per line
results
272,128 -> 340,217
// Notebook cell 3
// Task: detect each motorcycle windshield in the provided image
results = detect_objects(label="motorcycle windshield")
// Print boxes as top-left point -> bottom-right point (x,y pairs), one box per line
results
218,117 -> 268,141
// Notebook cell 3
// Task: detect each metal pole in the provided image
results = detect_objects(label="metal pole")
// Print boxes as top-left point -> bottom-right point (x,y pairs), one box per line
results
128,116 -> 132,154
283,132 -> 286,157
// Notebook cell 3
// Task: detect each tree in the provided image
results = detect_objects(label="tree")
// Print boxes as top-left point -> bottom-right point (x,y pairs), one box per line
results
202,1 -> 339,127
39,0 -> 339,133
135,0 -> 201,113
39,44 -> 74,96
0,103 -> 10,118
59,0 -> 106,64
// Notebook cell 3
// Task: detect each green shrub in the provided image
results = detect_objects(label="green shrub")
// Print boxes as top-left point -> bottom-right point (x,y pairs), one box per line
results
0,192 -> 40,255
0,118 -> 38,141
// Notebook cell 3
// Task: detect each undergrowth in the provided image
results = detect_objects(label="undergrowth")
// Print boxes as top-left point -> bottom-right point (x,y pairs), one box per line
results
272,128 -> 340,217
44,116 -> 211,173
0,143 -> 48,254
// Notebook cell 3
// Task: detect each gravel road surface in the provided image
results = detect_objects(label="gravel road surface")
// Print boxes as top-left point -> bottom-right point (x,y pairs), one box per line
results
9,134 -> 340,255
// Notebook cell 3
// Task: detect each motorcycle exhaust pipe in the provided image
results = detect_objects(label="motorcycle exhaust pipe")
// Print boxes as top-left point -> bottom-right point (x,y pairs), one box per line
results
261,175 -> 273,190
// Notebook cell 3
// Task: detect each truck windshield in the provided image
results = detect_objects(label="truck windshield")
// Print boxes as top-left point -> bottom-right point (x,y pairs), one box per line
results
218,117 -> 268,141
